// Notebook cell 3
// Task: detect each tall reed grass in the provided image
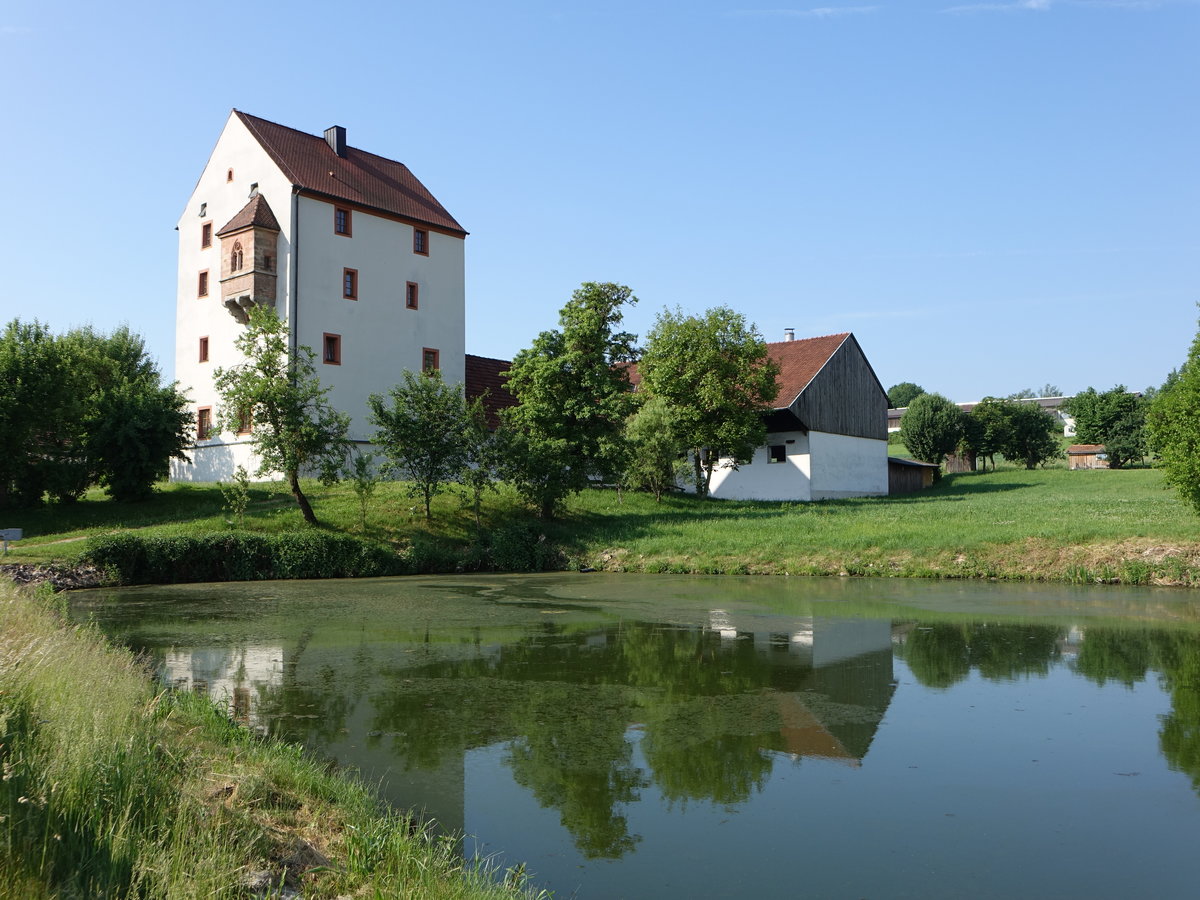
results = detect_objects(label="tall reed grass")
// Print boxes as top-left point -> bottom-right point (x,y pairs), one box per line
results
0,581 -> 544,899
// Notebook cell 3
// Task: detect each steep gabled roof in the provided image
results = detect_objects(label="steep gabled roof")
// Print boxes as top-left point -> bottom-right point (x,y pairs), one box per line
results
216,194 -> 281,236
234,110 -> 467,236
767,333 -> 852,408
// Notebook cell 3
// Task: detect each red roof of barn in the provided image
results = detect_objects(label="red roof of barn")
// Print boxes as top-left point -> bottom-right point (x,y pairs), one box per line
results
627,332 -> 853,410
767,332 -> 851,408
234,110 -> 467,236
465,354 -> 517,428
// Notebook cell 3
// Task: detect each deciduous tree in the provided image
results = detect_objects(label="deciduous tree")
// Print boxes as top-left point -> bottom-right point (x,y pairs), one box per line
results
1147,320 -> 1200,513
998,401 -> 1061,469
369,370 -> 482,520
887,382 -> 925,409
638,306 -> 779,497
212,306 -> 350,526
502,282 -> 639,516
1065,386 -> 1146,468
899,392 -> 963,464
623,396 -> 688,502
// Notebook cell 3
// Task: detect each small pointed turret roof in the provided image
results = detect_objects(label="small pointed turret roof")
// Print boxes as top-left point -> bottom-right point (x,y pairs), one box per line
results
217,193 -> 281,237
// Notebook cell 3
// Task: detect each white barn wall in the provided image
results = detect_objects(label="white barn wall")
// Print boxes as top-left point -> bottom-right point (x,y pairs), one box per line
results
707,430 -> 813,501
808,431 -> 888,500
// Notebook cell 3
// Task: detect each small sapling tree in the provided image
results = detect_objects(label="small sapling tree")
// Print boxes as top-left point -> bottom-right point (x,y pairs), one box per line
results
212,306 -> 350,526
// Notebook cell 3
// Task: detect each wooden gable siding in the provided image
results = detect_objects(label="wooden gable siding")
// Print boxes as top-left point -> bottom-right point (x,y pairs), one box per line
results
788,336 -> 887,440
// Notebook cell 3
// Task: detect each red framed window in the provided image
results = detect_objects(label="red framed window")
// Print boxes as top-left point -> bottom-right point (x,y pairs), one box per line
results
413,228 -> 428,255
343,268 -> 358,300
201,222 -> 212,249
422,347 -> 439,373
197,406 -> 213,440
198,270 -> 209,297
334,207 -> 352,236
198,336 -> 209,362
405,281 -> 419,309
236,407 -> 252,434
323,333 -> 342,365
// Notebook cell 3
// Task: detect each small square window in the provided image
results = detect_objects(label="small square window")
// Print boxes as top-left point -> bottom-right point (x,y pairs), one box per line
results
406,282 -> 419,309
768,445 -> 787,464
201,222 -> 212,249
197,407 -> 213,440
198,270 -> 209,297
323,333 -> 342,365
413,228 -> 428,255
422,347 -> 439,373
343,268 -> 358,300
334,207 -> 352,236
198,336 -> 209,362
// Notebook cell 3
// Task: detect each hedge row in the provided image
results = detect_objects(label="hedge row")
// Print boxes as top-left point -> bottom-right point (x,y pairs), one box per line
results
83,531 -> 405,585
82,524 -> 568,586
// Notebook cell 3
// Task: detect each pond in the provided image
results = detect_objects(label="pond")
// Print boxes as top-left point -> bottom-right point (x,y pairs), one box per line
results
70,574 -> 1200,899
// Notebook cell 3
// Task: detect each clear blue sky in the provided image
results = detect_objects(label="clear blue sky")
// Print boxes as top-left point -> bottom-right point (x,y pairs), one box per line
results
2,0 -> 1196,402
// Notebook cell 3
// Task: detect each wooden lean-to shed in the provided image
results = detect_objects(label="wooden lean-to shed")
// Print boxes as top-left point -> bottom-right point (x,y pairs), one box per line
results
1067,444 -> 1109,470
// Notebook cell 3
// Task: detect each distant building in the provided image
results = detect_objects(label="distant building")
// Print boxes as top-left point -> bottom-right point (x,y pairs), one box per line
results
1067,444 -> 1109,469
889,395 -> 1076,437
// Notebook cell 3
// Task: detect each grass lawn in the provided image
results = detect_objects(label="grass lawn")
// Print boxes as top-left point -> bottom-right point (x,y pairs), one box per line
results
2,460 -> 1197,587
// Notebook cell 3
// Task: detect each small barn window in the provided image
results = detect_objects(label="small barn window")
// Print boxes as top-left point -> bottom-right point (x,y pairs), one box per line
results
768,445 -> 787,464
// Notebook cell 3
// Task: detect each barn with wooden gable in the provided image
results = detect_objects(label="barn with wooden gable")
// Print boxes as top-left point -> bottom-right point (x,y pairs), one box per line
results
706,332 -> 889,501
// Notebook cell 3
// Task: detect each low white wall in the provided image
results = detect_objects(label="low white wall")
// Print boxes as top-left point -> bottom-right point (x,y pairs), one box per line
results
808,432 -> 888,499
170,439 -> 264,483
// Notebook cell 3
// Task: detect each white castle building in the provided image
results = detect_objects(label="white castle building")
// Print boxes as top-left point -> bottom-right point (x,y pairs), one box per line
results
173,110 -> 467,481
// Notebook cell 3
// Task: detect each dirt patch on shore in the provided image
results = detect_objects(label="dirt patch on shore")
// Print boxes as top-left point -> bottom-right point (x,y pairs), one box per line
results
0,563 -> 103,591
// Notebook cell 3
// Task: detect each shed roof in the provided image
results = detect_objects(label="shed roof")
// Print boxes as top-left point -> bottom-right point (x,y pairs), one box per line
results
234,110 -> 466,236
1067,444 -> 1105,454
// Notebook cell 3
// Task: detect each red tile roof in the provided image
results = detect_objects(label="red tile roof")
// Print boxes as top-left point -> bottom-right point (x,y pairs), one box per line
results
234,110 -> 466,236
624,332 -> 851,410
465,354 -> 517,428
767,332 -> 850,408
216,193 -> 281,236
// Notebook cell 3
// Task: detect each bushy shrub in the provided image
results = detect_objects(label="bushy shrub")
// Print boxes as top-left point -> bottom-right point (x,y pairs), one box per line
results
84,531 -> 403,585
485,521 -> 566,572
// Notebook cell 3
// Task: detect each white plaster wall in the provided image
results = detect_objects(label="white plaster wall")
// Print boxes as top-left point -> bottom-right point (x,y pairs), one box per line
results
294,195 -> 467,440
707,430 -> 813,501
173,113 -> 467,482
808,431 -> 888,499
174,113 -> 295,482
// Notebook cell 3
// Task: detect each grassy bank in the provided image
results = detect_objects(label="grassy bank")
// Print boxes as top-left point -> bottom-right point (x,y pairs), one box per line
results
0,581 -> 544,899
2,462 -> 1199,587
